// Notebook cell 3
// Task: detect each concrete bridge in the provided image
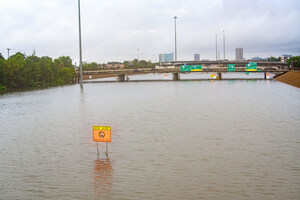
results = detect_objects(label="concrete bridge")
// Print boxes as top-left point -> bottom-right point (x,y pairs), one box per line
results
75,60 -> 289,82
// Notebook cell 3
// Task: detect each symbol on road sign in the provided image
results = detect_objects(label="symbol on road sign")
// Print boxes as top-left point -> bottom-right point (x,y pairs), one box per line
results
99,132 -> 105,138
227,64 -> 235,71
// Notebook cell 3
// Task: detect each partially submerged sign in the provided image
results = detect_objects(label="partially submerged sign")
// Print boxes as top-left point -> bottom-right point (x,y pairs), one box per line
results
93,126 -> 111,142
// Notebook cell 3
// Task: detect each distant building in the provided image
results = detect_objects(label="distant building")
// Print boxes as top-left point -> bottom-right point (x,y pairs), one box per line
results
194,54 -> 200,61
159,53 -> 174,63
106,62 -> 124,69
128,61 -> 134,66
281,54 -> 292,63
251,57 -> 260,61
282,54 -> 292,58
235,48 -> 243,61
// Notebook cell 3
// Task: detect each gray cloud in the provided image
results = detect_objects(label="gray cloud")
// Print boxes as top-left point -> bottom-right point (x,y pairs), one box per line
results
1,0 -> 299,63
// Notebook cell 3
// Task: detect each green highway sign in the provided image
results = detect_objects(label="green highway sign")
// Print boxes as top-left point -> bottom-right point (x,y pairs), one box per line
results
227,64 -> 235,71
180,65 -> 202,72
246,62 -> 257,71
180,65 -> 191,71
191,65 -> 202,71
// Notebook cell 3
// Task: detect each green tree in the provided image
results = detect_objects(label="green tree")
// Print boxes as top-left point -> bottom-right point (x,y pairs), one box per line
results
268,56 -> 280,61
54,56 -> 76,83
25,55 -> 41,87
39,56 -> 54,85
5,52 -> 27,89
55,56 -> 73,68
59,67 -> 76,83
132,59 -> 139,67
287,56 -> 300,68
0,53 -> 4,60
123,61 -> 129,68
0,53 -> 78,93
0,59 -> 7,93
83,62 -> 99,71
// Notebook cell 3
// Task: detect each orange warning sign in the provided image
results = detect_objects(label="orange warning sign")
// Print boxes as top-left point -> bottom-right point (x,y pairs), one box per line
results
93,126 -> 111,142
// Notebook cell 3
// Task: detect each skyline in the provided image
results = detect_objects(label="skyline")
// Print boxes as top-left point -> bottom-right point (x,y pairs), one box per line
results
1,0 -> 300,63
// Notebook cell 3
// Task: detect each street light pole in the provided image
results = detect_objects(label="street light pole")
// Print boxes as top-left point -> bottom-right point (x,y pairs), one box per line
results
78,0 -> 83,88
215,34 -> 218,61
7,48 -> 10,59
174,16 -> 177,63
223,30 -> 225,60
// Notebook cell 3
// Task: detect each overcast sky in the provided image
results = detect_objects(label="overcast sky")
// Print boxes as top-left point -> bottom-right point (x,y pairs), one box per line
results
1,0 -> 299,63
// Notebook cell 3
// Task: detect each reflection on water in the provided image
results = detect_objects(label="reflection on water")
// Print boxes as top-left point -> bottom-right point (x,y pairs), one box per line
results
94,156 -> 113,199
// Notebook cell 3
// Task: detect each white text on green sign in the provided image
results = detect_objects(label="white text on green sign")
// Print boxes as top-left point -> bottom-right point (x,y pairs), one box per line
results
180,65 -> 202,72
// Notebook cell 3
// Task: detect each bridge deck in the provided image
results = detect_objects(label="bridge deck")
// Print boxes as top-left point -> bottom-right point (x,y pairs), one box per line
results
80,68 -> 288,76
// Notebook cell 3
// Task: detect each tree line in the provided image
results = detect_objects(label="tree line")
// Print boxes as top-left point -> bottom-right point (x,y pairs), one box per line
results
124,59 -> 155,69
0,52 -> 76,93
81,59 -> 156,71
287,56 -> 300,69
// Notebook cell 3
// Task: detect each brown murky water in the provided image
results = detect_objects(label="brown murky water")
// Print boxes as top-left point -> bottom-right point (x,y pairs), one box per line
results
0,79 -> 299,199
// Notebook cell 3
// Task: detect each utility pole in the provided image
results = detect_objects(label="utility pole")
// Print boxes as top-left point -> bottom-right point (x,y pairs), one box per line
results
7,48 -> 10,59
215,34 -> 218,61
223,30 -> 225,60
138,48 -> 140,62
174,16 -> 178,63
78,0 -> 83,88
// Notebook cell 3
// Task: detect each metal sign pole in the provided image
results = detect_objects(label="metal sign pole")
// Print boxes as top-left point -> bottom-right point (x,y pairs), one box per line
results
106,142 -> 108,156
97,141 -> 99,158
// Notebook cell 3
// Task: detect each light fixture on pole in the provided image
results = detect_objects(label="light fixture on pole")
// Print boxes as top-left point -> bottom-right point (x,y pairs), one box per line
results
174,16 -> 178,63
78,0 -> 83,88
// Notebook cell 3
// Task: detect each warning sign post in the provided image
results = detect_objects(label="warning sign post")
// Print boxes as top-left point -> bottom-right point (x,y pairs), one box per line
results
93,126 -> 111,156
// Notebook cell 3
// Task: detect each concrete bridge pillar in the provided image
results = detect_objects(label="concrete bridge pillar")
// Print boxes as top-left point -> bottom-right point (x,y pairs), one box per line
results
264,72 -> 271,79
217,72 -> 222,80
172,72 -> 180,81
116,74 -> 125,82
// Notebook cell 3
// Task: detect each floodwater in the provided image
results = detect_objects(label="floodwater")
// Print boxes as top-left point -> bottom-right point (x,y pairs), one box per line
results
0,78 -> 299,199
